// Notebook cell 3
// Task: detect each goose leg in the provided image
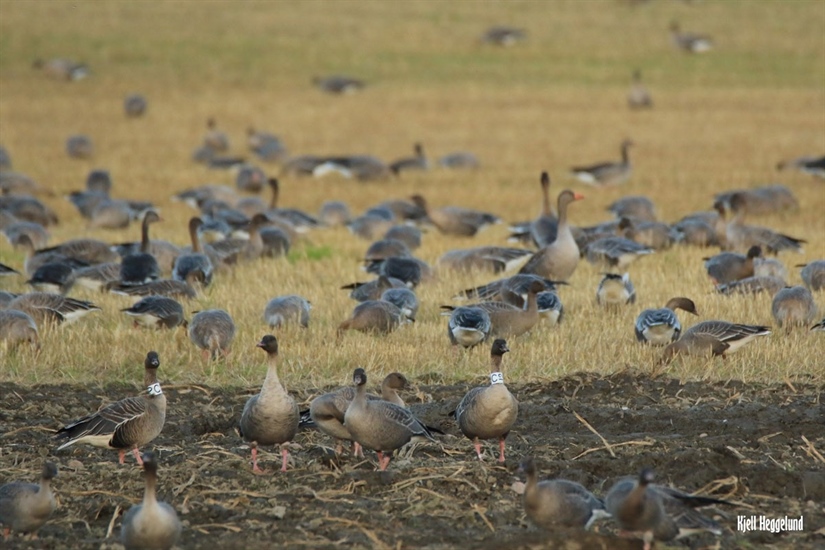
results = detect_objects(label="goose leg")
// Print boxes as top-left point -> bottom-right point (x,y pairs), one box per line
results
473,438 -> 484,461
251,442 -> 264,474
132,447 -> 144,465
3,527 -> 10,538
353,441 -> 364,458
377,452 -> 391,471
498,437 -> 506,463
118,449 -> 126,465
280,445 -> 289,472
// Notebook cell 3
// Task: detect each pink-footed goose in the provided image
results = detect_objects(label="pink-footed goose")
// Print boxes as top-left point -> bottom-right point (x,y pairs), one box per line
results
0,462 -> 58,538
660,321 -> 770,364
571,140 -> 633,186
519,190 -> 584,281
771,286 -> 818,329
120,452 -> 181,550
635,297 -> 698,345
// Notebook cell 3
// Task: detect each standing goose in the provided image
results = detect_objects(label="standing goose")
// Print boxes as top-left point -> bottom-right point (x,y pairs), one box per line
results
571,140 -> 633,186
627,70 -> 653,110
410,195 -> 500,237
55,352 -> 166,465
0,309 -> 39,349
343,368 -> 435,471
390,143 -> 429,175
122,296 -> 186,329
584,237 -> 654,270
188,309 -> 236,360
596,273 -> 636,307
519,190 -> 584,281
635,297 -> 698,345
120,452 -> 181,550
239,335 -> 300,473
472,281 -> 546,338
264,178 -> 320,229
446,306 -> 492,348
605,469 -> 728,550
520,457 -> 609,530
456,339 -> 518,462
725,194 -> 805,254
799,260 -> 825,291
309,372 -> 409,455
771,286 -> 818,328
263,295 -> 311,328
0,462 -> 58,538
172,218 -> 214,286
337,300 -> 406,336
120,211 -> 163,286
669,22 -> 714,54
704,245 -> 761,284
509,172 -> 558,247
661,321 -> 771,363
9,292 -> 100,325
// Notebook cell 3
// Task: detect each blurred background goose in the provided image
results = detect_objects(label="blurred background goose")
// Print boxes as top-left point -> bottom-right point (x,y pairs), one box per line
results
0,309 -> 39,349
571,140 -> 633,186
263,295 -> 311,328
1,195 -> 59,226
33,57 -> 88,80
0,462 -> 58,538
246,127 -> 289,163
390,143 -> 428,175
66,134 -> 93,159
445,305 -> 492,348
584,237 -> 653,269
410,194 -> 499,237
239,335 -> 299,473
438,246 -> 532,274
627,70 -> 652,109
122,296 -> 186,329
661,321 -> 771,363
342,275 -> 407,302
120,452 -> 181,550
189,309 -> 236,360
55,352 -> 166,465
109,272 -> 199,301
771,286 -> 818,329
480,26 -> 526,46
635,297 -> 697,345
704,245 -> 761,285
669,21 -> 713,53
608,196 -> 657,222
202,117 -> 229,153
437,151 -> 480,170
318,201 -> 351,226
124,93 -> 147,118
715,275 -> 785,296
714,184 -> 798,216
776,154 -> 825,178
724,194 -> 805,254
799,260 -> 825,291
313,75 -> 365,94
596,273 -> 636,307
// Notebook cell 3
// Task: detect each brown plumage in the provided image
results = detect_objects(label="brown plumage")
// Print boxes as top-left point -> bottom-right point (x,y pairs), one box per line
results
410,195 -> 499,237
0,462 -> 58,537
120,452 -> 181,550
188,309 -> 236,359
519,190 -> 584,281
771,286 -> 818,328
661,321 -> 771,364
337,300 -> 405,336
0,309 -> 39,349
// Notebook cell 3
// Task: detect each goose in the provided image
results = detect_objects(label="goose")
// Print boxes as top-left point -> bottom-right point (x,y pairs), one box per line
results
119,211 -> 163,286
342,275 -> 408,302
627,70 -> 653,110
456,339 -> 518,462
536,291 -> 564,325
457,273 -> 564,301
26,261 -> 75,294
0,309 -> 39,349
337,300 -> 406,336
0,195 -> 59,227
88,199 -> 133,230
1,215 -> 50,250
311,155 -> 391,182
438,151 -> 480,170
309,372 -> 408,455
772,286 -> 818,328
453,280 -> 545,338
84,168 -> 112,194
716,275 -> 786,296
0,462 -> 58,538
0,171 -> 52,197
446,306 -> 492,348
380,287 -> 418,321
189,309 -> 236,360
799,260 -> 825,291
410,195 -> 500,237
172,185 -> 239,210
263,295 -> 311,328
66,134 -> 94,159
669,22 -> 713,53
508,172 -> 557,248
520,457 -> 609,530
704,245 -> 761,284
263,178 -> 320,229
607,196 -> 657,222
312,75 -> 366,94
438,247 -> 532,274
0,291 -> 19,308
318,201 -> 351,226
239,335 -> 300,473
618,218 -> 674,250
172,218 -> 214,286
725,194 -> 805,254
584,237 -> 654,270
112,218 -> 182,276
235,164 -> 266,194
368,256 -> 433,287
384,225 -> 422,250
811,318 -> 825,331
28,237 -> 118,267
259,224 -> 291,258
777,154 -> 825,178
596,273 -> 636,307
714,185 -> 798,216
375,199 -> 427,222
203,118 -> 229,152
343,368 -> 435,471
33,58 -> 88,80
661,321 -> 771,363
122,296 -> 186,329
347,213 -> 395,241
120,452 -> 180,550
571,140 -> 633,186
671,216 -> 719,248
753,255 -> 788,281
246,127 -> 289,163
635,297 -> 698,345
124,94 -> 147,118
519,190 -> 584,280
606,469 -> 729,550
390,143 -> 429,175
66,190 -> 108,219
481,26 -> 526,46
9,292 -> 100,325
364,239 -> 412,265
55,352 -> 166,464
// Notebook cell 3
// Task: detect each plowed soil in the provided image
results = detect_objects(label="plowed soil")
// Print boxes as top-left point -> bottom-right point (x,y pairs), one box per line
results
1,372 -> 823,549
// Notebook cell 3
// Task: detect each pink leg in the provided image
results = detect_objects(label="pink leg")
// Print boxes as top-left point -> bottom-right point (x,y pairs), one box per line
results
378,452 -> 391,471
280,446 -> 289,472
3,527 -> 10,539
201,349 -> 210,361
118,449 -> 126,465
498,438 -> 506,463
473,438 -> 484,461
335,441 -> 344,456
353,441 -> 364,458
132,447 -> 144,465
251,444 -> 264,474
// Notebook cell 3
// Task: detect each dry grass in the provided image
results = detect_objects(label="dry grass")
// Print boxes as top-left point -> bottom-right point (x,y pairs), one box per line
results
1,0 -> 824,387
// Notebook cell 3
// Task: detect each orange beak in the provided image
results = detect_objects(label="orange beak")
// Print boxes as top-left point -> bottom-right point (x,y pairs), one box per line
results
573,192 -> 585,200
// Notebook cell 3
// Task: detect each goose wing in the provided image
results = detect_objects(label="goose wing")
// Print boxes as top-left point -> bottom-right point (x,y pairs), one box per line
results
55,396 -> 148,449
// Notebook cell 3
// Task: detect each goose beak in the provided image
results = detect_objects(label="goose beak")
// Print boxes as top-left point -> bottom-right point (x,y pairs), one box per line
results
573,192 -> 585,201
256,341 -> 265,349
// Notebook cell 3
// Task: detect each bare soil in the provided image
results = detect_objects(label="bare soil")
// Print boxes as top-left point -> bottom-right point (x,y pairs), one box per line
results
1,372 -> 823,549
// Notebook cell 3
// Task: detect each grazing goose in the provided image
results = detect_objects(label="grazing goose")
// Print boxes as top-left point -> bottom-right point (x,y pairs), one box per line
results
343,368 -> 435,471
235,164 -> 266,194
172,218 -> 214,286
520,457 -> 609,530
368,256 -> 433,287
88,199 -> 133,230
481,26 -> 526,46
318,201 -> 351,226
26,261 -> 75,294
438,247 -> 532,273
536,291 -> 564,326
66,190 -> 108,219
120,452 -> 181,550
0,309 -> 39,349
364,239 -> 411,265
311,155 -> 391,182
1,214 -> 50,250
110,272 -> 199,300
606,469 -> 728,550
264,178 -> 320,229
310,372 -> 408,455
120,211 -> 163,286
123,93 -> 147,118
627,70 -> 653,110
0,462 -> 58,538
799,260 -> 825,291
384,225 -> 422,250
189,309 -> 236,359
9,292 -> 100,325
380,287 -> 419,321
410,195 -> 500,237
342,275 -> 408,302
704,245 -> 761,284
375,199 -> 427,222
716,275 -> 785,296
771,286 -> 818,328
584,237 -> 654,270
337,300 -> 406,336
635,297 -> 698,345
618,218 -> 674,250
28,237 -> 118,268
0,171 -> 51,197
596,273 -> 636,307
246,127 -> 289,163
519,190 -> 584,281
438,151 -> 480,170
669,22 -> 713,53
458,273 -> 563,301
777,154 -> 825,178
347,212 -> 395,241
811,318 -> 825,331
55,352 -> 166,464
203,118 -> 229,152
239,335 -> 300,473
715,185 -> 798,216
607,195 -> 657,223
456,339 -> 518,462
263,295 -> 311,328
390,143 -> 429,175
33,57 -> 88,80
571,140 -> 633,186
66,134 -> 94,159
313,75 -> 365,94
661,321 -> 771,363
753,255 -> 788,281
0,195 -> 59,226
71,263 -> 121,292
672,216 -> 720,248
446,306 -> 492,348
725,194 -> 805,254
122,296 -> 186,329
17,237 -> 88,278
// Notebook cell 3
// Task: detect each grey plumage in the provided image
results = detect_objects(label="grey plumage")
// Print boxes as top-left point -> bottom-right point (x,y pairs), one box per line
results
446,306 -> 492,348
771,286 -> 818,328
124,94 -> 148,118
716,275 -> 785,296
799,260 -> 825,291
596,273 -> 636,307
380,287 -> 418,321
189,309 -> 235,359
704,246 -> 762,284
263,295 -> 311,328
122,296 -> 186,329
635,297 -> 698,345
585,237 -> 654,269
0,462 -> 58,536
337,300 -> 406,336
571,140 -> 633,186
172,217 -> 214,286
109,274 -> 198,300
661,321 -> 771,363
120,452 -> 181,550
9,292 -> 100,325
342,275 -> 407,302
0,309 -> 39,348
438,246 -> 532,274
